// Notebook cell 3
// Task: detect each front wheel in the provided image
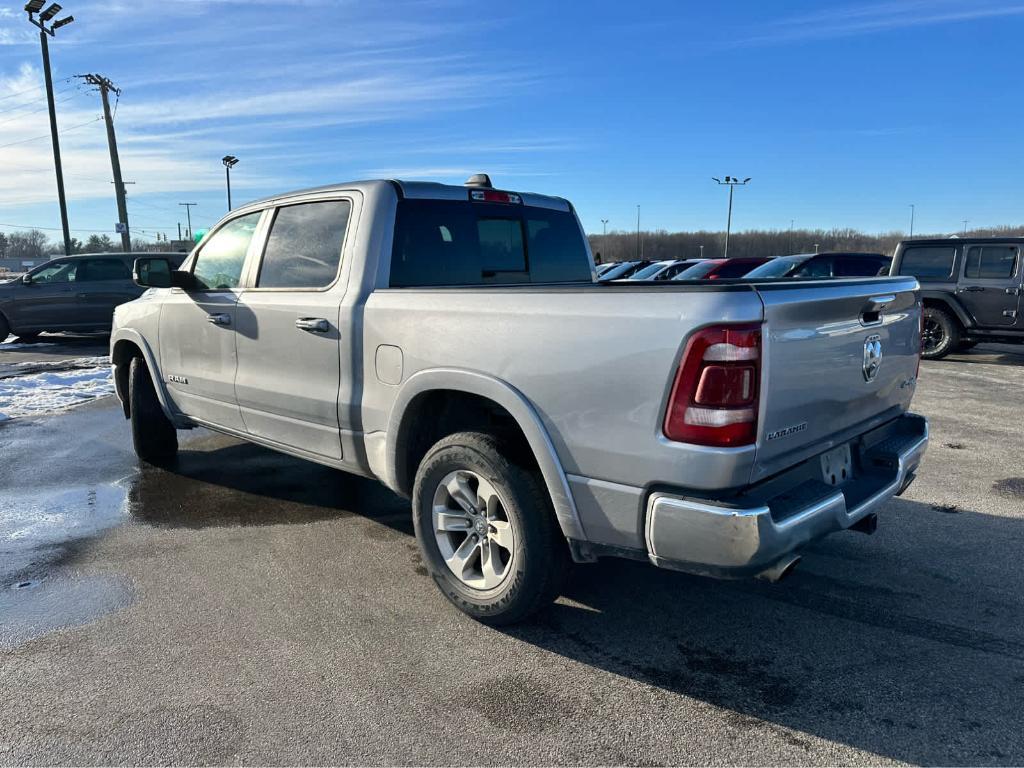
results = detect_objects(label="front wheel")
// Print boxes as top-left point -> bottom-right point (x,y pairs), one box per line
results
921,306 -> 960,360
412,431 -> 569,626
128,356 -> 178,464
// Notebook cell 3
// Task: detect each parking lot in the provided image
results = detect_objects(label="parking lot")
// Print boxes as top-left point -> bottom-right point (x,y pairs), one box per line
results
1,338 -> 1023,765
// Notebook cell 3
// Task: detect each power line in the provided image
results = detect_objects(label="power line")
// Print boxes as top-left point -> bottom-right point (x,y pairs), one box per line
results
0,76 -> 72,104
0,115 -> 101,150
0,91 -> 83,128
0,83 -> 81,117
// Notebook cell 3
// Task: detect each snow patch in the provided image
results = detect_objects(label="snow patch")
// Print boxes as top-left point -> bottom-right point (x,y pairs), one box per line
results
0,363 -> 113,419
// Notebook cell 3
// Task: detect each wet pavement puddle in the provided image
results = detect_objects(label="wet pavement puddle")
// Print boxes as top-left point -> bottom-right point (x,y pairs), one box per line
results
0,481 -> 134,650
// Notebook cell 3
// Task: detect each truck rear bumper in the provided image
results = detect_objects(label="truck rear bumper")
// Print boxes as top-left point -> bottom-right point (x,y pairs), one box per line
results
645,413 -> 928,578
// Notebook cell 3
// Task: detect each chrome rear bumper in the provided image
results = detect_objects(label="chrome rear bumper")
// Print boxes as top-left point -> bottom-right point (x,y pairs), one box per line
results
645,413 -> 928,577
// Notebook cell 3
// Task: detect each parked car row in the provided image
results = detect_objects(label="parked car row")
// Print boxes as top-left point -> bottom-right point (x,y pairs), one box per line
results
597,252 -> 892,283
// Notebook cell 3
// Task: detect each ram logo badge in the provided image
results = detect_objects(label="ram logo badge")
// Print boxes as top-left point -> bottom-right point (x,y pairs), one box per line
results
863,334 -> 883,382
167,374 -> 189,385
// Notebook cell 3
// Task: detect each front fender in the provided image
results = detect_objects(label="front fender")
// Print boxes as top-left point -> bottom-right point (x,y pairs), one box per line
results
920,290 -> 974,328
110,328 -> 189,427
385,367 -> 586,542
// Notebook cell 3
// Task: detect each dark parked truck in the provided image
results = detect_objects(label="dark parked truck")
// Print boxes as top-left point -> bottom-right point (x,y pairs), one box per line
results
111,176 -> 929,624
890,237 -> 1024,358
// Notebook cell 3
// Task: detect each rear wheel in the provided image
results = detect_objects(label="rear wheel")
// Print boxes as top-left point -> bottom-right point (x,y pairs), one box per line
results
128,356 -> 178,464
412,431 -> 569,625
921,306 -> 960,360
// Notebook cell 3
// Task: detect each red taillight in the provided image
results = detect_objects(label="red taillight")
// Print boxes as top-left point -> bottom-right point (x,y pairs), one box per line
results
664,324 -> 762,446
470,189 -> 522,204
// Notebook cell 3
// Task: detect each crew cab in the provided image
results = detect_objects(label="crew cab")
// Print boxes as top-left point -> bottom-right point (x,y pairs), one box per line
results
111,175 -> 928,624
890,237 -> 1024,358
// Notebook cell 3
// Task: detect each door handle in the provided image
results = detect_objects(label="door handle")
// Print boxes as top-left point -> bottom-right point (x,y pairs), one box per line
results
295,317 -> 330,333
1007,287 -> 1021,296
960,286 -> 984,292
206,313 -> 231,326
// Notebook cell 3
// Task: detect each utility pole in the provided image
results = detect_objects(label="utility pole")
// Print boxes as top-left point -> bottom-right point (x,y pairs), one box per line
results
908,204 -> 915,238
222,155 -> 238,211
712,176 -> 751,260
789,219 -> 794,253
26,2 -> 75,256
79,74 -> 130,252
177,222 -> 182,241
179,203 -> 197,240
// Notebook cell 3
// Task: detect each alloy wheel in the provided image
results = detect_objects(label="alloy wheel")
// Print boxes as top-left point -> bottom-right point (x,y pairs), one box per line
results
432,470 -> 515,590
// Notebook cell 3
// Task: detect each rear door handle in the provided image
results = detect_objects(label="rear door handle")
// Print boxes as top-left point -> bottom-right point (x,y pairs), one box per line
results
295,317 -> 330,333
1006,287 -> 1021,296
206,313 -> 231,326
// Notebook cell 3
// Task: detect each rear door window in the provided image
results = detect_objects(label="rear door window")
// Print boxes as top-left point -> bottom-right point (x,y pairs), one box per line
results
390,199 -> 591,287
77,258 -> 131,282
898,246 -> 956,279
963,245 -> 1018,280
257,200 -> 351,288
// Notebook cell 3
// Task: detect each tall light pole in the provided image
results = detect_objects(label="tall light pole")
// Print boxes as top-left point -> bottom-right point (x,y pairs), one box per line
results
789,219 -> 794,253
712,176 -> 751,259
25,2 -> 75,256
962,219 -> 969,235
601,218 -> 608,236
179,202 -> 197,240
222,155 -> 238,211
908,204 -> 915,238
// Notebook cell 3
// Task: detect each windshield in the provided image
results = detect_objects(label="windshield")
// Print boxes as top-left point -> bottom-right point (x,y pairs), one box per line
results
628,261 -> 672,280
672,261 -> 720,280
743,256 -> 808,278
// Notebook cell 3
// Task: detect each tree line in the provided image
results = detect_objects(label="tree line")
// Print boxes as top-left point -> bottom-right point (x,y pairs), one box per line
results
0,230 -> 185,261
589,224 -> 1024,264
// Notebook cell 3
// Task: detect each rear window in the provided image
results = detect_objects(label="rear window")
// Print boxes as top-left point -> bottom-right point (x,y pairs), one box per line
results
964,245 -> 1018,280
833,256 -> 889,277
898,246 -> 956,279
389,199 -> 591,287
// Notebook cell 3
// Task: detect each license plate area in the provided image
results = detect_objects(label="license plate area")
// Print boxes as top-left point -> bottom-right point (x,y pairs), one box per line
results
821,444 -> 853,486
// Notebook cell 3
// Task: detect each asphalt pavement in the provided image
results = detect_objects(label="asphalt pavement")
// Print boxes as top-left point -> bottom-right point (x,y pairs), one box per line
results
1,343 -> 1023,765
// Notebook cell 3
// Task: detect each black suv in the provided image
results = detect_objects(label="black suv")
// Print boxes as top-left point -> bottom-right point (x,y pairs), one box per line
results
890,238 -> 1023,358
0,252 -> 185,340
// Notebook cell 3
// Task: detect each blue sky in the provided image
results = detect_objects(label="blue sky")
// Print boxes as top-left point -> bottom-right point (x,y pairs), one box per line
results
1,0 -> 1023,242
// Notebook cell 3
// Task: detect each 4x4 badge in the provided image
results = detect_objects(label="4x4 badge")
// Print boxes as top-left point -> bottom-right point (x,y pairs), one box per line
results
863,335 -> 882,382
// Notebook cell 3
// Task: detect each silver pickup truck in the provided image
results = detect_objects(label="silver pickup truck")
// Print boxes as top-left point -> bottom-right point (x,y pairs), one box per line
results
111,175 -> 928,624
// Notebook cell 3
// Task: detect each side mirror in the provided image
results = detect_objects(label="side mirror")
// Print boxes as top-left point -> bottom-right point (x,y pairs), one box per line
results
20,273 -> 32,285
169,270 -> 196,290
133,257 -> 173,288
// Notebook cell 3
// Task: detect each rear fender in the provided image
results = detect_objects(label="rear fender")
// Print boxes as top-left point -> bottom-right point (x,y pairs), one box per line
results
385,368 -> 586,541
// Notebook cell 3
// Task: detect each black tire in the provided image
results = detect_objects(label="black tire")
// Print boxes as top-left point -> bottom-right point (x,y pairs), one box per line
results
921,306 -> 960,360
412,431 -> 569,626
128,356 -> 178,464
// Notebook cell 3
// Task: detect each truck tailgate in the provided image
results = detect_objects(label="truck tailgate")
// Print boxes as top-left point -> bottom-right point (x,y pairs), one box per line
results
751,277 -> 920,483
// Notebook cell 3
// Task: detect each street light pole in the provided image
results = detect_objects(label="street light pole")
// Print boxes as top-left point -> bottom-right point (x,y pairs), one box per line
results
222,155 -> 238,211
26,2 -> 75,256
962,219 -> 969,235
712,176 -> 751,260
908,204 -> 915,238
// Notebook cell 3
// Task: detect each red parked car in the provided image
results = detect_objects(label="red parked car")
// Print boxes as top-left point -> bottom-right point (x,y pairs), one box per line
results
672,257 -> 772,280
